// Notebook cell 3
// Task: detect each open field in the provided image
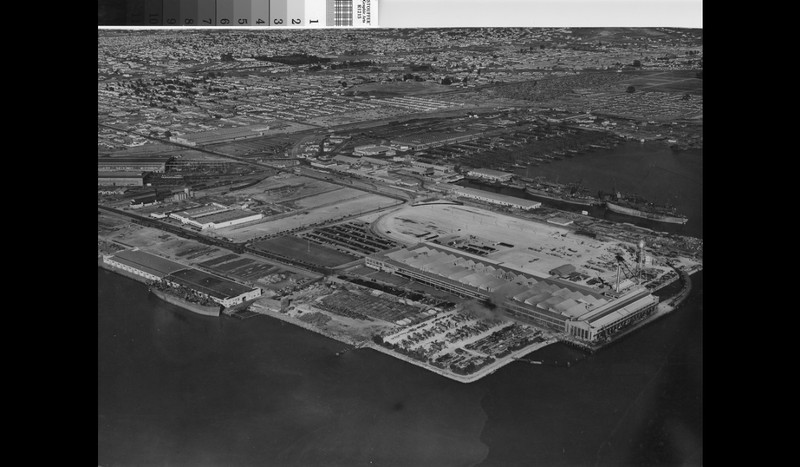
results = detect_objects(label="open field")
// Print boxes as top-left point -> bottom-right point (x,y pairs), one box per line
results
223,192 -> 400,241
372,203 -> 677,289
251,236 -> 358,268
205,133 -> 302,158
621,70 -> 703,95
228,174 -> 341,205
286,187 -> 365,210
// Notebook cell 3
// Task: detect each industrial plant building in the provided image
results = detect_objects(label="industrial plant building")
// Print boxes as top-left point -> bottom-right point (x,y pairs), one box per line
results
366,243 -> 659,343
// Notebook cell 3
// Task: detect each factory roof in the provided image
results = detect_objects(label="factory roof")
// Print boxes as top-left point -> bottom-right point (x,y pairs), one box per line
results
166,268 -> 256,300
378,243 -> 606,318
587,295 -> 659,329
451,186 -> 542,208
580,288 -> 652,325
111,249 -> 187,278
197,209 -> 262,225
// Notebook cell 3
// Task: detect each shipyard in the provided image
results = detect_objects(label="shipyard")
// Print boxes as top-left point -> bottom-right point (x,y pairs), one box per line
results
98,182 -> 700,382
97,22 -> 704,467
98,27 -> 702,384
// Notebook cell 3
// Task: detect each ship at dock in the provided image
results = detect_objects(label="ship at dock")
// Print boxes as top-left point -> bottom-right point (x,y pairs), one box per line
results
148,285 -> 222,317
523,178 -> 601,207
599,190 -> 688,225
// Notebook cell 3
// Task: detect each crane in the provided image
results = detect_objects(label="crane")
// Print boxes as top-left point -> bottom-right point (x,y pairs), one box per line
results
613,253 -> 640,292
614,254 -> 637,280
593,270 -> 612,289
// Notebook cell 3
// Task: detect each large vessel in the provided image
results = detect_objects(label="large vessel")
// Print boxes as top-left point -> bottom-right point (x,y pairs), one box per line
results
524,178 -> 600,207
149,286 -> 221,317
600,191 -> 688,225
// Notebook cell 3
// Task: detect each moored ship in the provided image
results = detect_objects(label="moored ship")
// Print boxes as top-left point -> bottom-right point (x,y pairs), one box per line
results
600,191 -> 688,225
149,285 -> 222,317
524,178 -> 600,207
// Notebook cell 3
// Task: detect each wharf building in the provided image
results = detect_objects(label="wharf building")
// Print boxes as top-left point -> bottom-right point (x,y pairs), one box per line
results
449,186 -> 541,211
97,156 -> 174,173
366,243 -> 659,343
466,168 -> 514,182
102,249 -> 262,308
102,248 -> 186,282
163,268 -> 262,308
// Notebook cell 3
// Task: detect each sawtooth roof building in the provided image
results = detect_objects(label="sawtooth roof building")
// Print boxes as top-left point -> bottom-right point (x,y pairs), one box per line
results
366,243 -> 658,343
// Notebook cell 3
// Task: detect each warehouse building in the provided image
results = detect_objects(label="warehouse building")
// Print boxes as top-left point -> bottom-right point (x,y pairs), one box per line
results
102,249 -> 187,282
466,168 -> 514,182
129,193 -> 159,208
163,268 -> 262,308
170,203 -> 262,230
98,172 -> 145,186
354,144 -> 396,157
565,288 -> 659,342
194,209 -> 264,230
361,156 -> 392,167
450,186 -> 541,210
410,161 -> 453,174
97,156 -> 173,173
391,130 -> 484,151
366,243 -> 658,339
333,154 -> 362,166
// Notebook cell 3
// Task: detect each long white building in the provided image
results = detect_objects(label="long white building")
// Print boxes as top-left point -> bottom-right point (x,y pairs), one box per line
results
451,186 -> 541,210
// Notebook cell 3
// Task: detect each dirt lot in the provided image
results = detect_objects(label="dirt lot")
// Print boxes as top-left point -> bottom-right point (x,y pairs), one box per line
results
251,236 -> 359,268
372,203 -> 667,286
223,192 -> 398,242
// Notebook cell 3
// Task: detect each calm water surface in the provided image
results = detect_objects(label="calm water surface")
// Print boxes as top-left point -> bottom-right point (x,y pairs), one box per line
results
99,269 -> 702,466
467,142 -> 703,238
99,143 -> 702,466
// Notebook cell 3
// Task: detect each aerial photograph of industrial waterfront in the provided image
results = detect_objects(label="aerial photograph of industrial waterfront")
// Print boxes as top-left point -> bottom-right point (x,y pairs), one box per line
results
98,26 -> 703,466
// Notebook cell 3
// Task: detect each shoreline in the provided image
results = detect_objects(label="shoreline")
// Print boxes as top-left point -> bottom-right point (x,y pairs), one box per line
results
99,258 -> 701,382
251,305 -> 560,384
99,261 -> 222,317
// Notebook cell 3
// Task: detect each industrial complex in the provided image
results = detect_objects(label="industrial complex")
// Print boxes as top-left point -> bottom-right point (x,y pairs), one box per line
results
366,242 -> 658,344
98,27 -> 703,383
102,248 -> 262,308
